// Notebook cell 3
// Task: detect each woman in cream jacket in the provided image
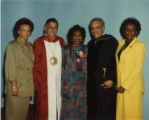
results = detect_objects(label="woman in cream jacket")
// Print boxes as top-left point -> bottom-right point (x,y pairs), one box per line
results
116,18 -> 146,120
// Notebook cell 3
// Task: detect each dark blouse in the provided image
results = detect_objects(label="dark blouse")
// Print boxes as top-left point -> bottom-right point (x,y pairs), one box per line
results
118,40 -> 131,60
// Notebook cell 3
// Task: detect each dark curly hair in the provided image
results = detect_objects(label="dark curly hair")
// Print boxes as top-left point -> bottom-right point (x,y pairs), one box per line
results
120,18 -> 141,39
67,25 -> 86,45
13,18 -> 34,39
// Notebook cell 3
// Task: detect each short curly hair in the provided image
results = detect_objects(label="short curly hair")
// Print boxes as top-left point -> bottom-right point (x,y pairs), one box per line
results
13,18 -> 34,39
120,18 -> 141,39
67,25 -> 86,45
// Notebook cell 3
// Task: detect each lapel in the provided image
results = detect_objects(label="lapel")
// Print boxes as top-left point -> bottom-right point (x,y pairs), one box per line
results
17,37 -> 34,63
120,37 -> 137,61
40,37 -> 47,65
41,37 -> 47,54
116,40 -> 125,63
116,37 -> 137,63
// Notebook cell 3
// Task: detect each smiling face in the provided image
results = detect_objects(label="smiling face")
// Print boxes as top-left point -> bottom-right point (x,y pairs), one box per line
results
45,21 -> 58,39
90,20 -> 104,39
71,30 -> 83,46
124,24 -> 138,41
17,24 -> 31,40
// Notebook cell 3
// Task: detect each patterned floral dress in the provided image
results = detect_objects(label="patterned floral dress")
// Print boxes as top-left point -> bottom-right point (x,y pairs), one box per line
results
60,45 -> 87,120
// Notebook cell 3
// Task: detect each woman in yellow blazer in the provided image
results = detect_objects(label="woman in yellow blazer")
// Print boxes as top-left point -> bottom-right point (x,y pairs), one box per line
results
116,18 -> 146,120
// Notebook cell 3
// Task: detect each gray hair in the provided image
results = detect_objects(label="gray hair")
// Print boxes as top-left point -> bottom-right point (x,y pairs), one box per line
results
88,17 -> 105,31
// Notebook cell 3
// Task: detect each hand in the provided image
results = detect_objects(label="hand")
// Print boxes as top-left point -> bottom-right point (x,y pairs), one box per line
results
11,82 -> 19,96
117,86 -> 125,93
101,80 -> 114,89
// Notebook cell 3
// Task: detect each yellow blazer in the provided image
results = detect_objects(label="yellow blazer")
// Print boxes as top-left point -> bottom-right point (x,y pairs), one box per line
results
115,37 -> 146,94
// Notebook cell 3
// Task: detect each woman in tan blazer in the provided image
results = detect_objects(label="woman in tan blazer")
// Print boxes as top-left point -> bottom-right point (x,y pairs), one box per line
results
116,18 -> 146,120
5,18 -> 34,120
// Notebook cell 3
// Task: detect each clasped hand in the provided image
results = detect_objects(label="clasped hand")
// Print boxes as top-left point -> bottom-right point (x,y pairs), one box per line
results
101,80 -> 114,89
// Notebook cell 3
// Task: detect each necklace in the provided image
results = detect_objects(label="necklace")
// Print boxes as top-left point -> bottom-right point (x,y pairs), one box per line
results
49,43 -> 58,65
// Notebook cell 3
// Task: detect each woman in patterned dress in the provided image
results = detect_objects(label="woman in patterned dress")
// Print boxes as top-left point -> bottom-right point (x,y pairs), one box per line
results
60,25 -> 87,120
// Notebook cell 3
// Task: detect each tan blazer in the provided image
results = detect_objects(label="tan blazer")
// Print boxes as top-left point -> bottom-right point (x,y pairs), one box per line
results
115,37 -> 146,93
5,37 -> 34,97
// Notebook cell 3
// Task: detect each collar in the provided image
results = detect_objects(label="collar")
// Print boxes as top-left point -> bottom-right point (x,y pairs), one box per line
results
17,37 -> 30,47
93,34 -> 112,44
124,37 -> 137,47
43,35 -> 59,42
